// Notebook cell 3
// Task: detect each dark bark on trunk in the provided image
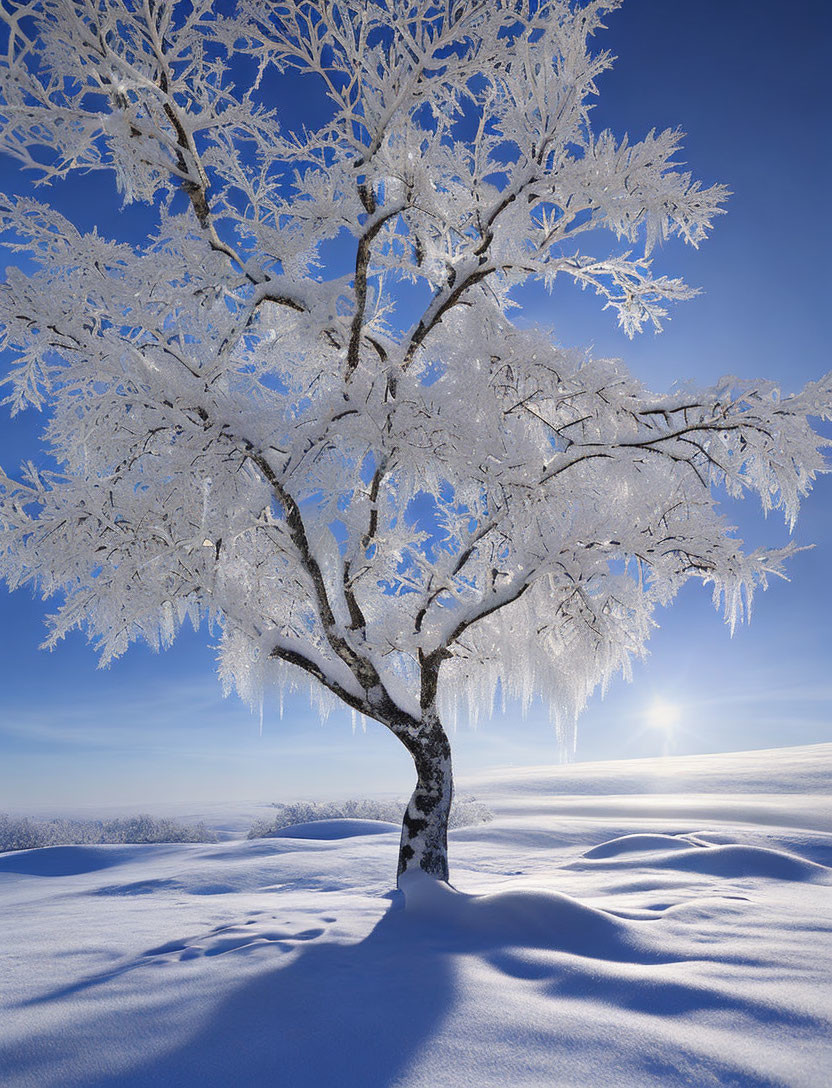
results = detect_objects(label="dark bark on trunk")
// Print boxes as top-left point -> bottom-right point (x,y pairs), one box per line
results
395,709 -> 454,885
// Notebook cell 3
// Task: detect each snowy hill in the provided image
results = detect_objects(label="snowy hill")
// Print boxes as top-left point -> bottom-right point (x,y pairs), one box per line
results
1,744 -> 831,1087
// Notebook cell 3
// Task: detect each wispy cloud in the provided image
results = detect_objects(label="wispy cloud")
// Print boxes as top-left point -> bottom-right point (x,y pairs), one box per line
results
0,679 -> 263,750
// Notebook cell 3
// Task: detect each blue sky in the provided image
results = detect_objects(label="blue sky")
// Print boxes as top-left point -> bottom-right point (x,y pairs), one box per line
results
1,0 -> 831,811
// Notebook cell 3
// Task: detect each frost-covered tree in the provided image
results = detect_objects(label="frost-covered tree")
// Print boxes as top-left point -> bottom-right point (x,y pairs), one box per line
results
0,0 -> 830,893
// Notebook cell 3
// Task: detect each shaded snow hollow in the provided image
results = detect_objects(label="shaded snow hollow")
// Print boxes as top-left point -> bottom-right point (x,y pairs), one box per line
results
1,744 -> 831,1087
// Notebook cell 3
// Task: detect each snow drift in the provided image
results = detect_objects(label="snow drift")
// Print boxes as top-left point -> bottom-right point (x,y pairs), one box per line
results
1,743 -> 831,1087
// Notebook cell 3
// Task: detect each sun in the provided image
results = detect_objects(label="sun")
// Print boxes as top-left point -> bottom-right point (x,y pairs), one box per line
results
646,698 -> 681,731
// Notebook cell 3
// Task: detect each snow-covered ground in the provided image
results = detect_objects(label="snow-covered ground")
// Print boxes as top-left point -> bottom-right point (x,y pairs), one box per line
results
2,744 -> 831,1087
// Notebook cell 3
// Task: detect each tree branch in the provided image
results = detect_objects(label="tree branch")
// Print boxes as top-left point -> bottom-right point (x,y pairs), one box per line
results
346,201 -> 407,381
414,518 -> 499,633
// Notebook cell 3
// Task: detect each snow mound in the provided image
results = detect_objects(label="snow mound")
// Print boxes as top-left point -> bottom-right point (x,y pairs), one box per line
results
0,843 -> 177,877
268,818 -> 400,840
407,883 -> 670,964
576,841 -> 831,882
658,843 -> 831,881
584,833 -> 706,858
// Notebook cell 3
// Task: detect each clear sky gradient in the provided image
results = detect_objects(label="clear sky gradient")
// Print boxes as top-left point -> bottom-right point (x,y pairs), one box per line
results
1,0 -> 830,811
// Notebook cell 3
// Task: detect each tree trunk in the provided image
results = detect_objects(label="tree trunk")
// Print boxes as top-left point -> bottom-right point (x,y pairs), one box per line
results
396,709 -> 454,886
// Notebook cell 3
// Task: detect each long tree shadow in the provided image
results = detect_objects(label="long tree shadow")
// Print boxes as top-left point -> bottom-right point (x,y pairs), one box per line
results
79,904 -> 454,1088
6,877 -> 817,1088
14,885 -> 676,1088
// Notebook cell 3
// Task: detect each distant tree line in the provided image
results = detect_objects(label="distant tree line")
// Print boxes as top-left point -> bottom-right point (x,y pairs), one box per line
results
0,812 -> 218,852
247,797 -> 493,839
1,797 -> 493,852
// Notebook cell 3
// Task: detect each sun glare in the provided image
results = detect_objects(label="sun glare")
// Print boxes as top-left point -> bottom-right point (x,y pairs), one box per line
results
646,698 -> 681,731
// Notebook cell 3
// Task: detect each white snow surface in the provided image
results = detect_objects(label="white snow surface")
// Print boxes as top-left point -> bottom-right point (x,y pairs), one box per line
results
2,743 -> 831,1087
